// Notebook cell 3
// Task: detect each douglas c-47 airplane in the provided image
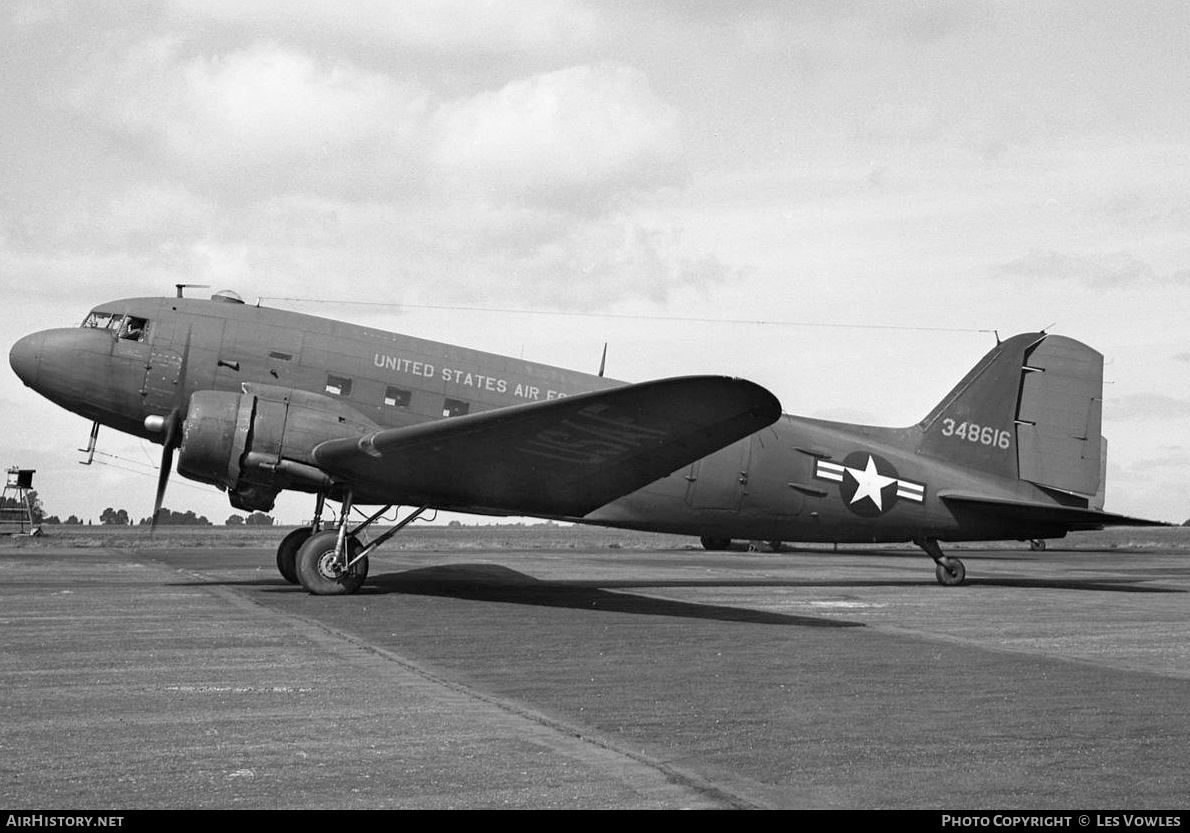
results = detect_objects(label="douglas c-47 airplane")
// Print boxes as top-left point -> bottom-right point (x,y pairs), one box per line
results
9,290 -> 1164,594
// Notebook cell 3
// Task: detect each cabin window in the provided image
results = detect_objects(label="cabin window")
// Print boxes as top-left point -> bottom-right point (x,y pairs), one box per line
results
384,387 -> 412,408
443,398 -> 470,417
325,374 -> 352,397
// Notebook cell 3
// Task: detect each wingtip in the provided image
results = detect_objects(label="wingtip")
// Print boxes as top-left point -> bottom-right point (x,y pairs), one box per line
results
734,376 -> 783,423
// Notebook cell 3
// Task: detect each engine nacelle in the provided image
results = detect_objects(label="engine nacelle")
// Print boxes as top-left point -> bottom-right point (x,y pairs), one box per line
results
177,384 -> 380,511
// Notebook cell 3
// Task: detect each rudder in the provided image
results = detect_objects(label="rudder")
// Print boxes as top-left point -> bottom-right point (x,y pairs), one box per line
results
1015,335 -> 1103,498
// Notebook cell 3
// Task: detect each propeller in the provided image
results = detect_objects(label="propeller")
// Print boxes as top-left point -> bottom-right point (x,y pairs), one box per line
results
151,408 -> 183,531
149,328 -> 192,532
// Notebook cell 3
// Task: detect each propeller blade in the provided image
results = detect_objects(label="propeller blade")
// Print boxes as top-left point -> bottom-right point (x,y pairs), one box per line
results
151,329 -> 191,532
151,446 -> 174,531
150,409 -> 182,532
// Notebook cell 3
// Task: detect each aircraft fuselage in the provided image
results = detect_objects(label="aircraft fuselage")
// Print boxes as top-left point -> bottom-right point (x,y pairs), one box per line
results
9,295 -> 1085,546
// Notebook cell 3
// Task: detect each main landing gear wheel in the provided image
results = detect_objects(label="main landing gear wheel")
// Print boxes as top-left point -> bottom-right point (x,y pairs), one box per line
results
700,536 -> 732,551
295,530 -> 369,596
276,526 -> 313,585
934,558 -> 966,587
1030,538 -> 1047,552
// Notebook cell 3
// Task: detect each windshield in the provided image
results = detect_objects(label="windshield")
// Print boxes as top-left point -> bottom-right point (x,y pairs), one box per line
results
81,311 -> 120,330
81,311 -> 149,342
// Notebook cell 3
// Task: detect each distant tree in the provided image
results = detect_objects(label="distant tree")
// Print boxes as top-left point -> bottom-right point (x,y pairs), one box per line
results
244,512 -> 274,526
1,490 -> 44,523
225,514 -> 245,526
42,515 -> 60,524
141,508 -> 212,526
100,507 -> 130,525
65,515 -> 82,525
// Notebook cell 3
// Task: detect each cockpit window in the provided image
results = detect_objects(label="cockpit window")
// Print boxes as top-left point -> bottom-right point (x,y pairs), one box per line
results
119,317 -> 148,341
80,312 -> 149,342
81,311 -> 120,330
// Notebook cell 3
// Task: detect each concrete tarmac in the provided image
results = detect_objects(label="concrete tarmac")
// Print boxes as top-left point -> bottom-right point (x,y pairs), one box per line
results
1,536 -> 1188,809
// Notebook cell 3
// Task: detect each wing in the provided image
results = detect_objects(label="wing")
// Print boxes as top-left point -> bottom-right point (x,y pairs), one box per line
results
939,492 -> 1169,530
313,375 -> 781,516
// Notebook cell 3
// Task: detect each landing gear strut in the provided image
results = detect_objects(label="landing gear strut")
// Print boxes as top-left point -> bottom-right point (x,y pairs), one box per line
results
915,537 -> 966,587
282,490 -> 430,596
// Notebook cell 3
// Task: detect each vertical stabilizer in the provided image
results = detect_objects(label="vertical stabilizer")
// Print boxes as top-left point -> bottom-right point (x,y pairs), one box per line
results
917,333 -> 1105,500
917,332 -> 1045,481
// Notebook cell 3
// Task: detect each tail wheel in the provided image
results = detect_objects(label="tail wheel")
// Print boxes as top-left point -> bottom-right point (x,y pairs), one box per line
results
295,530 -> 369,596
935,558 -> 967,587
276,527 -> 313,585
1030,538 -> 1047,552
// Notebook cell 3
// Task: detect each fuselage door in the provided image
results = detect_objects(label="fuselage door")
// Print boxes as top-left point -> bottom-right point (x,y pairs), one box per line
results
144,344 -> 184,414
685,438 -> 752,511
140,316 -> 186,415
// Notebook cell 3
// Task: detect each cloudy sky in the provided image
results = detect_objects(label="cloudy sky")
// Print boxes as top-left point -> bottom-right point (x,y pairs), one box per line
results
2,1 -> 1188,526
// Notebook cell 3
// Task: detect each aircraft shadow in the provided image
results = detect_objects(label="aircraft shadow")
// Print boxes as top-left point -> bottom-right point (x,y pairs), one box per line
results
177,560 -> 1183,600
359,564 -> 864,628
197,561 -> 1184,610
366,562 -> 1180,595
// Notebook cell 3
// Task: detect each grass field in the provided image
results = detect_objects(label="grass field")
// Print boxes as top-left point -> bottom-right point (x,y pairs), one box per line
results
1,520 -> 1188,551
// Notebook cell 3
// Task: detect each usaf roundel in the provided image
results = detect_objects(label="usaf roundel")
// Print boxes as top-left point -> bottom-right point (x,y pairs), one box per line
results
814,451 -> 926,518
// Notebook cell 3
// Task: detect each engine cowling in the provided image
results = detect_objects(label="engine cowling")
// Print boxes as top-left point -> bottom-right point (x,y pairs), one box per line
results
177,384 -> 380,511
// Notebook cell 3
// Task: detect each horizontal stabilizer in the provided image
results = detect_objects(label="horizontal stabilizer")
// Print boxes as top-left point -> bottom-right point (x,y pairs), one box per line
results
313,376 -> 781,517
939,491 -> 1168,530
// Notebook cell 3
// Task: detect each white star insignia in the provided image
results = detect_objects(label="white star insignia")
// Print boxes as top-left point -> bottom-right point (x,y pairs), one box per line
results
847,455 -> 898,511
813,454 -> 927,512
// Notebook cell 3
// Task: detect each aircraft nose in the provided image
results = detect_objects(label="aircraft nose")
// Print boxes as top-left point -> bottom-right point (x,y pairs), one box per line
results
9,332 -> 44,387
